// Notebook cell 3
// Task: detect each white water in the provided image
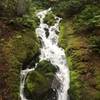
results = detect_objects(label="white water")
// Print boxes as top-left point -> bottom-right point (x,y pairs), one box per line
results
20,8 -> 70,100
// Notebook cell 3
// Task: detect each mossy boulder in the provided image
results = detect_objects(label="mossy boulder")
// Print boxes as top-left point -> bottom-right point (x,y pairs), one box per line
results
24,60 -> 58,100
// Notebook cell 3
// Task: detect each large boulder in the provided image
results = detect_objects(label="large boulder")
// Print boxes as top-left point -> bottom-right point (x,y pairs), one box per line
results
24,60 -> 59,100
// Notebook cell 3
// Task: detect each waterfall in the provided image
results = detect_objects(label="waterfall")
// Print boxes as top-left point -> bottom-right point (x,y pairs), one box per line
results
20,8 -> 70,100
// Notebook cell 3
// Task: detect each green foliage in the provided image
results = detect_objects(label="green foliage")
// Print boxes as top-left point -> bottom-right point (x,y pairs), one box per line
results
89,36 -> 100,54
10,30 -> 40,62
36,60 -> 57,73
44,11 -> 56,26
15,14 -> 39,29
69,71 -> 82,100
74,5 -> 100,32
25,60 -> 57,99
53,0 -> 84,17
95,72 -> 100,90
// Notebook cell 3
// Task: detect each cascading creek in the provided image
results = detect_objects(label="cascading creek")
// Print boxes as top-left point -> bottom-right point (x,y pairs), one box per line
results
20,8 -> 70,100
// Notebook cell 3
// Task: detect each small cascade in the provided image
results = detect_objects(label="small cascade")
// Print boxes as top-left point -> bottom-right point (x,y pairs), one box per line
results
20,8 -> 70,100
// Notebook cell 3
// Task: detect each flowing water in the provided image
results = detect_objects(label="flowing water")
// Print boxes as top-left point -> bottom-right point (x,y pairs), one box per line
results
20,8 -> 70,100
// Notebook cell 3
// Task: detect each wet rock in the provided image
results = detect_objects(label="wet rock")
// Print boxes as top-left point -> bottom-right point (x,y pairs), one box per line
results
22,51 -> 40,70
45,28 -> 49,38
44,88 -> 58,100
52,76 -> 61,90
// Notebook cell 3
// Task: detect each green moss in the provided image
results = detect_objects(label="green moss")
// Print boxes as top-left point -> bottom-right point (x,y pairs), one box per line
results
74,4 -> 100,33
59,22 -> 68,49
44,11 -> 56,26
59,21 -> 74,49
95,71 -> 100,90
59,17 -> 100,99
25,60 -> 57,99
94,91 -> 100,100
36,60 -> 57,73
26,71 -> 49,93
6,29 -> 40,62
69,71 -> 82,100
89,36 -> 100,55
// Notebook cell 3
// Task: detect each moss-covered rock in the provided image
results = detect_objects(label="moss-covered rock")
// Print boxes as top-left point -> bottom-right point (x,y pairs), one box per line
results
24,60 -> 58,100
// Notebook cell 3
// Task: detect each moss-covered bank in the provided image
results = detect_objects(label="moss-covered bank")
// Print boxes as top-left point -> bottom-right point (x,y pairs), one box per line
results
59,17 -> 100,100
0,19 -> 40,99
